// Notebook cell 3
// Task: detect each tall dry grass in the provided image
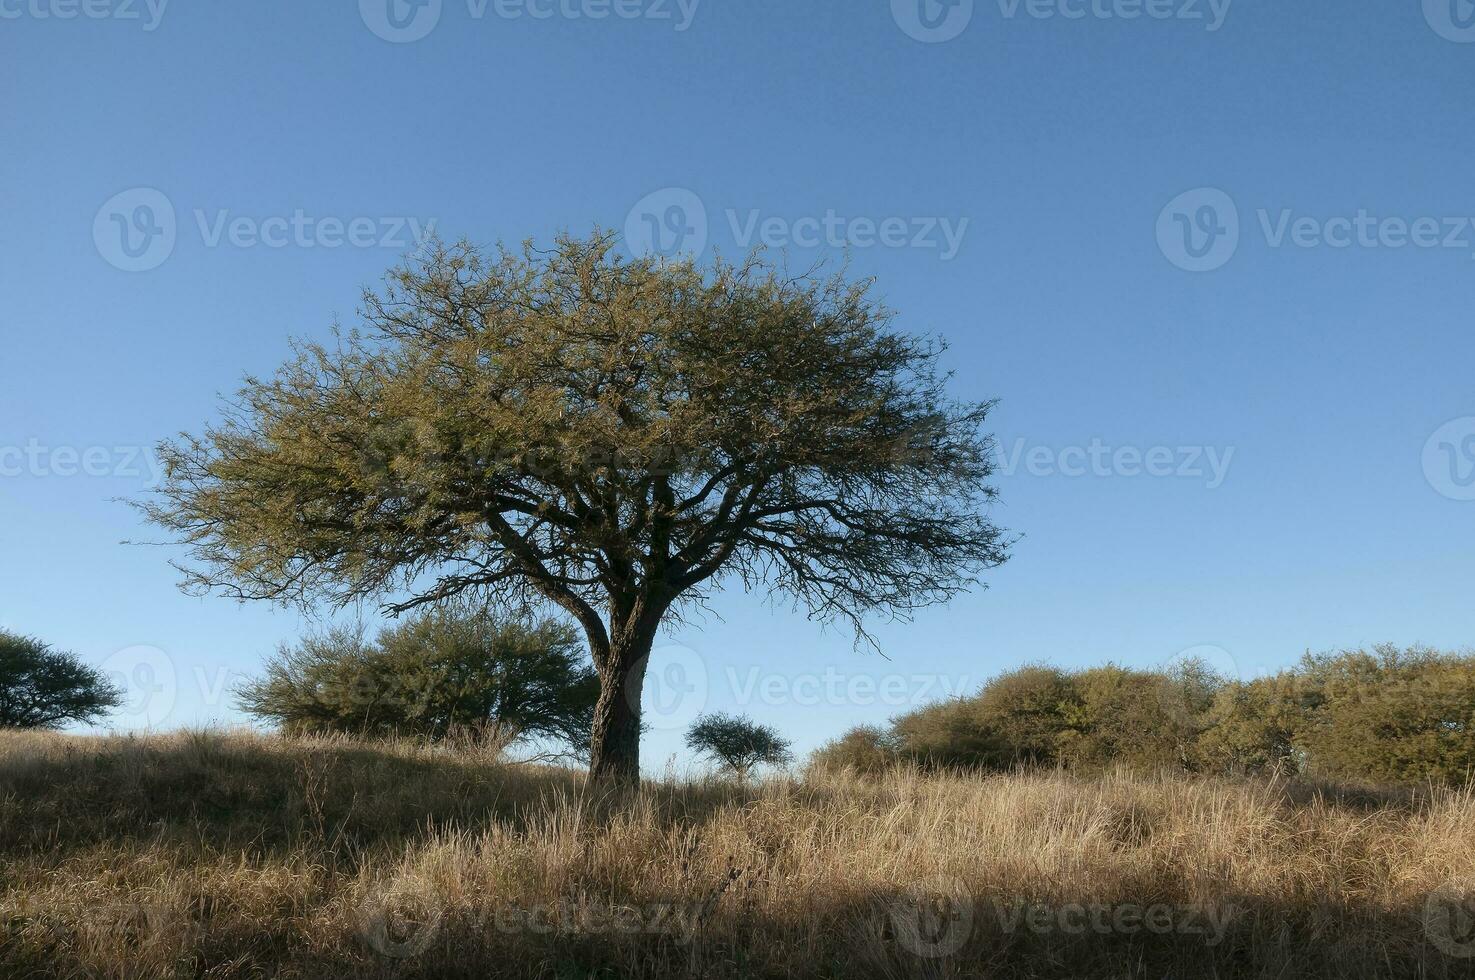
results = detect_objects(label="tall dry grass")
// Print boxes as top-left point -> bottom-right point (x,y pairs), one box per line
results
2,728 -> 1472,978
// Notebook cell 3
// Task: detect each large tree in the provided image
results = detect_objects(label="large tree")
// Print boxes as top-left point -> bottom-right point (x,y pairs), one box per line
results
143,234 -> 1009,784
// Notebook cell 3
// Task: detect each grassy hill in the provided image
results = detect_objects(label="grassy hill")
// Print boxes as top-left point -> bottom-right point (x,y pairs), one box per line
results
2,729 -> 1473,978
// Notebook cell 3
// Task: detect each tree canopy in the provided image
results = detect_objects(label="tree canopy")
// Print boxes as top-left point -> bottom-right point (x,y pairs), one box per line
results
686,712 -> 793,780
144,233 -> 1009,782
0,630 -> 122,729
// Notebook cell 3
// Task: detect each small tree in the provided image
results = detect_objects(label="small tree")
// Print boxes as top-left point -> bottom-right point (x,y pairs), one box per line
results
686,712 -> 793,781
0,630 -> 122,729
237,604 -> 599,757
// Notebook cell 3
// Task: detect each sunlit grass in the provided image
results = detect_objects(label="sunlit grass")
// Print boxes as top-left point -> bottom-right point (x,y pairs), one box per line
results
2,729 -> 1472,978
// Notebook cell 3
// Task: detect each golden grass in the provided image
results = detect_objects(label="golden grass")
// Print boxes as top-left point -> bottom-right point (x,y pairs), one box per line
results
2,729 -> 1473,978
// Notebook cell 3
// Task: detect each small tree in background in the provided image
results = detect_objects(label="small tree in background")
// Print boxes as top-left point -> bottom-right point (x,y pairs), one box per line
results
0,630 -> 122,729
237,603 -> 599,758
686,712 -> 793,782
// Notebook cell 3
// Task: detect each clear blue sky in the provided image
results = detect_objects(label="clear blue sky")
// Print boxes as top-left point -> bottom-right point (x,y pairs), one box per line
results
3,0 -> 1473,770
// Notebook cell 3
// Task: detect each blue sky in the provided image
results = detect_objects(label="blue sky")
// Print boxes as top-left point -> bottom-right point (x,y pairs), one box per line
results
2,0 -> 1473,770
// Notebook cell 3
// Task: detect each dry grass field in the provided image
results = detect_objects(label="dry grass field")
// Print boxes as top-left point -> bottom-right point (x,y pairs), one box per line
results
2,729 -> 1473,979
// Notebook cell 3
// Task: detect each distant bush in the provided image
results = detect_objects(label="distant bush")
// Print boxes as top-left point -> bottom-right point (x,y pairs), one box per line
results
237,603 -> 599,756
815,646 -> 1475,785
893,665 -> 1077,771
0,630 -> 122,729
808,724 -> 900,775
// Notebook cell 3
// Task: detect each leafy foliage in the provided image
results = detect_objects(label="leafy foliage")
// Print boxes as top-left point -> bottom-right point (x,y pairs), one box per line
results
808,724 -> 900,775
237,604 -> 598,756
0,630 -> 122,729
685,712 -> 793,780
817,646 -> 1475,785
1291,644 -> 1475,784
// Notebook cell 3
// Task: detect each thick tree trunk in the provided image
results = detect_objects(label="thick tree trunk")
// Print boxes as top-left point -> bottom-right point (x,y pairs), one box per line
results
586,630 -> 653,786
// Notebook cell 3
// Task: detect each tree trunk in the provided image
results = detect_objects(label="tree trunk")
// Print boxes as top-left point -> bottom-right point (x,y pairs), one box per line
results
586,629 -> 653,786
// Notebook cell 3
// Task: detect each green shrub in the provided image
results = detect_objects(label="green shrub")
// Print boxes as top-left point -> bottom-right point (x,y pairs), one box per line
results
237,603 -> 598,756
1292,645 -> 1475,784
893,665 -> 1078,771
808,724 -> 901,775
1195,673 -> 1305,775
854,646 -> 1475,785
1062,661 -> 1225,774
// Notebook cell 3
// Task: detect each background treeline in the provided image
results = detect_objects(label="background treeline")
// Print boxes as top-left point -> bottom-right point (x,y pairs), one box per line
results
812,645 -> 1475,785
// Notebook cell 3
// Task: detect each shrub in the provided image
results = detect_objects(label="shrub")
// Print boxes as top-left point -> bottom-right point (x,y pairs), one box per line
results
1292,644 -> 1475,784
1195,673 -> 1305,775
685,712 -> 793,781
0,630 -> 122,729
1063,662 -> 1226,774
808,724 -> 900,775
237,603 -> 599,756
892,665 -> 1078,771
861,647 -> 1475,785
